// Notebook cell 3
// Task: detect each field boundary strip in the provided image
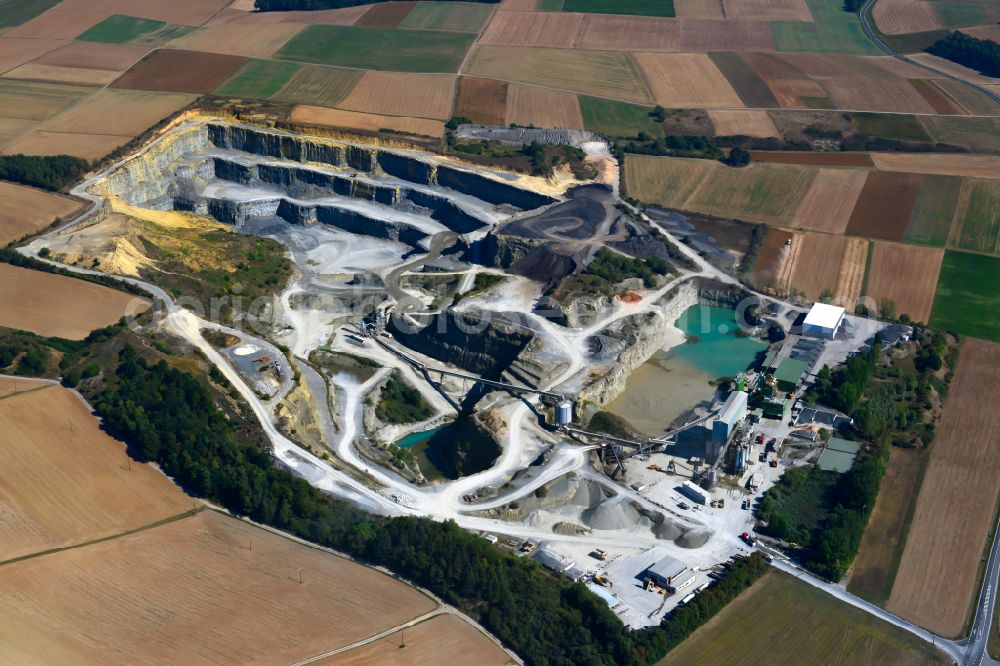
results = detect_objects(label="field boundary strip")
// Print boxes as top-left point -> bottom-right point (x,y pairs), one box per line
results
0,382 -> 54,402
0,507 -> 202,568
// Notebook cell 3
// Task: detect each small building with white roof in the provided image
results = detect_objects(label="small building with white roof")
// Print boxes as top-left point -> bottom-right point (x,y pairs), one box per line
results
803,303 -> 846,339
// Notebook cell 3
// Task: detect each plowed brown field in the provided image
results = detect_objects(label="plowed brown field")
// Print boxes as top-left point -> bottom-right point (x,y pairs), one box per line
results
576,15 -> 681,51
0,384 -> 191,562
506,84 -> 582,129
0,182 -> 81,245
354,1 -> 416,28
887,339 -> 1000,637
678,19 -> 775,51
338,71 -> 457,120
0,510 -> 437,663
846,171 -> 923,240
674,0 -> 724,17
822,78 -> 935,113
479,11 -> 582,48
44,89 -> 195,136
865,241 -> 943,322
317,614 -> 514,665
790,232 -> 848,300
55,0 -> 230,25
111,49 -> 248,93
833,237 -> 869,310
634,52 -> 742,108
0,38 -> 71,76
289,105 -> 445,136
454,76 -> 508,125
3,131 -> 128,161
872,153 -> 1000,179
33,41 -> 150,72
707,110 -> 778,138
3,9 -> 108,39
723,0 -> 812,21
0,264 -> 149,338
873,0 -> 942,35
791,168 -> 869,233
163,23 -> 303,58
752,227 -> 795,290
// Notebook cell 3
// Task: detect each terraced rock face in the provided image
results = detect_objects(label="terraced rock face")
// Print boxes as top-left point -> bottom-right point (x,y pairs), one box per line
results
95,121 -> 557,247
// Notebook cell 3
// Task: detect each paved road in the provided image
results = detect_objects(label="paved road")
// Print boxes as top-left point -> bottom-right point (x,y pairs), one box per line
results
859,0 -> 1000,105
965,518 -> 1000,666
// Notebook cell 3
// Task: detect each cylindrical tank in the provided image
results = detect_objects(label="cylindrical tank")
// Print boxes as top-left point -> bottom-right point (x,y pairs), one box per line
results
706,470 -> 718,489
555,400 -> 573,426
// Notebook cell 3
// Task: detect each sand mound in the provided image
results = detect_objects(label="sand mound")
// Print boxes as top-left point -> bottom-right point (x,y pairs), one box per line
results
552,521 -> 591,536
524,510 -> 548,527
676,527 -> 713,549
571,478 -> 607,507
653,518 -> 683,541
581,496 -> 641,531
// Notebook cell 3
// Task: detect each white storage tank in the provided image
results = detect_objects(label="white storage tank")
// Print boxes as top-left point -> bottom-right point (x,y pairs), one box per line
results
556,400 -> 573,425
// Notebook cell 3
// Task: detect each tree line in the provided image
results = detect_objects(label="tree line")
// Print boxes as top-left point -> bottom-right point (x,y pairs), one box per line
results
255,0 -> 498,10
928,31 -> 1000,78
0,154 -> 89,192
86,345 -> 768,665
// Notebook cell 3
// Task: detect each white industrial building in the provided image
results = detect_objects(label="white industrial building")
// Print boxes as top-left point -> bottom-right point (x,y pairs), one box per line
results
678,480 -> 711,505
645,555 -> 696,592
712,390 -> 748,446
803,303 -> 846,339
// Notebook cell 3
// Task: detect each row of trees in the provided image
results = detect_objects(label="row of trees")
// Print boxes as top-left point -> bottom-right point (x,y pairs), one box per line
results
929,31 -> 1000,78
87,346 -> 766,664
255,0 -> 497,10
0,155 -> 88,191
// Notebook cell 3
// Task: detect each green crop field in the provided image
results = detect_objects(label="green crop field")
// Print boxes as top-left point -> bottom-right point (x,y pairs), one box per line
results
660,571 -> 950,665
579,96 -> 662,139
277,25 -> 474,73
904,175 -> 961,247
931,251 -> 1000,341
215,60 -> 300,99
77,14 -> 191,46
400,1 -> 494,32
271,65 -> 363,108
853,112 -> 931,142
560,0 -> 675,16
921,116 -> 1000,153
805,0 -> 856,22
624,155 -> 718,209
772,20 -> 881,55
689,162 -> 817,225
933,1 -> 988,29
955,180 -> 1000,254
0,0 -> 60,29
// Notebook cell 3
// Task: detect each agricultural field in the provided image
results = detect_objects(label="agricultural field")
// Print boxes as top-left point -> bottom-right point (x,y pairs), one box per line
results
0,182 -> 81,245
873,0 -> 942,35
790,168 -> 868,234
871,153 -> 1000,179
0,79 -> 90,121
43,89 -> 194,137
574,15 -> 681,51
76,14 -> 192,46
0,265 -> 148,339
633,52 -> 743,108
951,179 -> 1000,254
931,251 -> 1000,341
771,18 -> 880,55
277,24 -> 474,73
659,571 -> 950,665
845,171 -> 923,241
624,154 -> 719,209
887,339 -> 1000,637
162,23 -> 304,58
788,232 -> 849,301
111,49 -> 248,94
3,132 -> 126,160
464,45 -> 653,103
579,96 -> 661,138
271,64 -> 363,109
4,41 -> 150,87
355,1 -> 418,28
338,71 -> 457,120
400,2 -> 496,32
920,116 -> 1000,154
904,175 -> 961,246
549,0 -> 677,16
215,59 -> 301,99
864,241 -> 943,322
0,510 -> 440,663
320,613 -> 514,665
849,447 -> 926,604
708,52 -> 779,107
505,84 -> 583,129
479,10 -> 583,48
453,76 -> 508,125
0,384 -> 192,562
0,0 -> 61,29
289,105 -> 445,137
852,112 -> 931,142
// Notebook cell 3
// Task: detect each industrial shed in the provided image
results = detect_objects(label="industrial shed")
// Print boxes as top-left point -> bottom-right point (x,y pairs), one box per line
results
817,437 -> 861,473
645,555 -> 695,592
803,303 -> 846,339
774,358 -> 809,392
